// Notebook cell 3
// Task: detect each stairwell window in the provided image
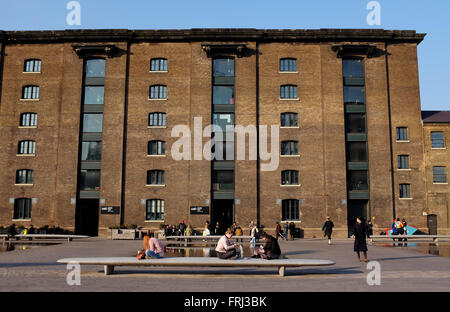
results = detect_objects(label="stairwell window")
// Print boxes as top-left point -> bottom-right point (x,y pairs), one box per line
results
22,86 -> 39,100
146,199 -> 164,221
16,169 -> 34,185
24,59 -> 41,73
150,85 -> 167,99
280,58 -> 297,72
150,58 -> 168,72
280,85 -> 298,99
20,113 -> 38,127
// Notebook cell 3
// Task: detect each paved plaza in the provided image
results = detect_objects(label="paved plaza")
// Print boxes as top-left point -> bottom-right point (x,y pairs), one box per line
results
0,237 -> 449,292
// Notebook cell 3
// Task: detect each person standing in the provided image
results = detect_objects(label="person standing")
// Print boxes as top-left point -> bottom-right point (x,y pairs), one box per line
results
249,220 -> 255,236
215,229 -> 240,259
178,220 -> 186,236
283,222 -> 289,241
353,217 -> 369,262
275,222 -> 283,240
322,216 -> 334,245
289,222 -> 295,241
402,218 -> 407,235
250,224 -> 258,245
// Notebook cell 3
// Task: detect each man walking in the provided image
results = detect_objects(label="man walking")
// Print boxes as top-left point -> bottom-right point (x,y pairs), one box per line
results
322,216 -> 334,245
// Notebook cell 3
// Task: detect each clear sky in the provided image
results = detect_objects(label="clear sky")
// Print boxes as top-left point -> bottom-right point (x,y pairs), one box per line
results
1,0 -> 449,111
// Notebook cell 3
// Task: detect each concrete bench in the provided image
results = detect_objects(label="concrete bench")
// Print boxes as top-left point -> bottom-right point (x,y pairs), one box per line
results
57,257 -> 335,277
370,235 -> 450,243
14,234 -> 89,242
165,235 -> 255,243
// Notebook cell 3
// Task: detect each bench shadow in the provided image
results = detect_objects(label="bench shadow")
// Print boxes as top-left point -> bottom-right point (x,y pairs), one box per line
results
283,250 -> 316,256
0,262 -> 57,268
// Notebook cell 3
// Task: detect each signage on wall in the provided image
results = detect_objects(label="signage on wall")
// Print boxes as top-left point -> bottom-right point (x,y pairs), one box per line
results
190,206 -> 209,215
100,206 -> 120,214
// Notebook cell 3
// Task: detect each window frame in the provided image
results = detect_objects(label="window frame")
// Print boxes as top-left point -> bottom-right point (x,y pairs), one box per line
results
148,140 -> 166,156
145,199 -> 165,221
431,131 -> 445,148
148,112 -> 167,127
433,166 -> 447,184
147,170 -> 165,186
280,112 -> 298,128
280,85 -> 298,100
281,170 -> 299,186
279,58 -> 297,73
19,112 -> 38,128
18,140 -> 36,155
150,58 -> 168,72
397,155 -> 410,170
399,183 -> 411,199
149,85 -> 167,100
13,198 -> 32,220
281,140 -> 299,156
22,85 -> 40,100
15,169 -> 34,185
396,127 -> 408,141
281,199 -> 300,221
24,59 -> 42,73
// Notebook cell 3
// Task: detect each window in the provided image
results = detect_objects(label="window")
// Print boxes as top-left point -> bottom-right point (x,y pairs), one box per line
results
433,167 -> 447,183
149,112 -> 166,127
281,170 -> 299,185
431,132 -> 445,148
18,140 -> 35,155
213,86 -> 234,104
20,113 -> 37,127
280,58 -> 297,72
16,169 -> 34,184
22,86 -> 39,99
342,59 -> 364,78
24,59 -> 41,73
281,113 -> 298,127
85,59 -> 106,78
213,113 -> 234,133
399,184 -> 411,199
81,142 -> 102,161
348,171 -> 369,191
212,170 -> 234,190
282,199 -> 299,221
146,199 -> 164,220
83,114 -> 103,133
398,155 -> 409,170
79,169 -> 100,191
345,114 -> 366,133
346,142 -> 367,162
343,86 -> 365,104
14,198 -> 31,219
281,141 -> 298,155
147,170 -> 165,185
84,86 -> 104,105
280,85 -> 298,99
213,58 -> 234,77
148,141 -> 166,155
150,58 -> 168,71
396,127 -> 408,141
212,141 -> 234,161
149,85 -> 167,99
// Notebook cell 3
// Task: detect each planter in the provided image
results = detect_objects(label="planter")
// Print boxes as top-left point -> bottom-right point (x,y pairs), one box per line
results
110,229 -> 136,240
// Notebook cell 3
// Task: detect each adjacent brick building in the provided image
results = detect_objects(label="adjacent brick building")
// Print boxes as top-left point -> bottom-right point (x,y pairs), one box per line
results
0,28 -> 446,237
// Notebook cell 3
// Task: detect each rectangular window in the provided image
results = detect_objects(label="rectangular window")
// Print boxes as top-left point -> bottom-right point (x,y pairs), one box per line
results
281,113 -> 298,127
346,142 -> 367,162
396,127 -> 408,141
213,113 -> 235,133
149,113 -> 166,127
282,199 -> 299,221
150,85 -> 167,99
281,141 -> 299,155
79,169 -> 100,191
14,198 -> 32,219
146,199 -> 165,220
84,86 -> 104,105
280,85 -> 298,99
16,169 -> 34,184
348,171 -> 369,191
343,86 -> 365,104
280,58 -> 297,72
342,59 -> 364,78
212,170 -> 234,190
18,140 -> 36,155
281,170 -> 299,185
81,141 -> 102,161
345,114 -> 366,133
148,141 -> 166,155
213,86 -> 234,105
83,114 -> 103,133
399,184 -> 411,199
398,155 -> 410,170
431,132 -> 445,148
85,59 -> 106,78
20,113 -> 38,127
22,86 -> 39,99
24,59 -> 41,73
147,170 -> 165,185
213,58 -> 234,77
433,167 -> 447,183
150,58 -> 168,71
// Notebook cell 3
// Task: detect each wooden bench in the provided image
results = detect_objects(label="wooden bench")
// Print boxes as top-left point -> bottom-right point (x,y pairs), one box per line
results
370,235 -> 450,243
57,257 -> 335,277
13,234 -> 89,242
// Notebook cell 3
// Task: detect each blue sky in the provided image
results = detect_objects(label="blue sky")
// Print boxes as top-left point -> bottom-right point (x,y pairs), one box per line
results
1,0 -> 449,111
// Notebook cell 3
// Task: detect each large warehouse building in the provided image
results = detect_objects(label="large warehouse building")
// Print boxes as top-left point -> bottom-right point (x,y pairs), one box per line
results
0,28 -> 448,237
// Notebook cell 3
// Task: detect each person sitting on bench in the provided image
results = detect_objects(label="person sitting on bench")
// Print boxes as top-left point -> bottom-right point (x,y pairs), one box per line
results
144,232 -> 165,259
252,232 -> 281,260
215,228 -> 240,259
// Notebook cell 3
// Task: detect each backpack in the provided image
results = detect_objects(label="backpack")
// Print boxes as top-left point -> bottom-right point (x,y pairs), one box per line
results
136,249 -> 146,260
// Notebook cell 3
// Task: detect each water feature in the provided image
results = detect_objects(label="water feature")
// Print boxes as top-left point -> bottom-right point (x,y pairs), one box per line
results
375,242 -> 450,258
159,243 -> 261,258
0,242 -> 61,253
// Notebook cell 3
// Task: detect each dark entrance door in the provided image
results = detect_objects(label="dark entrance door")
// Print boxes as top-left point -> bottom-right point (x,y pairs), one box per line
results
347,200 -> 368,237
211,199 -> 234,235
75,199 -> 99,236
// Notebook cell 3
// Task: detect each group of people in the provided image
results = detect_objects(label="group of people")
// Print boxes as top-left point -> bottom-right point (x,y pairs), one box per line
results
275,222 -> 298,241
392,218 -> 408,235
164,220 -> 194,237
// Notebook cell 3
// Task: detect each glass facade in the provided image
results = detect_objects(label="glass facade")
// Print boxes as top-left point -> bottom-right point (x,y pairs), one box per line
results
79,169 -> 101,191
85,59 -> 106,77
81,142 -> 102,161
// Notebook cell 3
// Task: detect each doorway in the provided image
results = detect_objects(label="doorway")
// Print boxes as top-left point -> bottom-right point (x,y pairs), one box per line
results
211,199 -> 234,235
75,199 -> 99,236
347,200 -> 368,237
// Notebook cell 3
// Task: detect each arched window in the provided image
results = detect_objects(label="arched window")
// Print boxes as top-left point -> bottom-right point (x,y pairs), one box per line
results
149,85 -> 167,99
18,140 -> 36,155
147,170 -> 165,185
281,141 -> 298,155
16,169 -> 34,184
146,199 -> 165,220
282,199 -> 299,221
24,59 -> 42,72
148,141 -> 166,155
281,170 -> 299,185
148,112 -> 166,127
14,198 -> 32,220
22,85 -> 39,99
280,58 -> 296,72
150,58 -> 168,71
280,113 -> 298,127
280,85 -> 297,99
20,113 -> 38,127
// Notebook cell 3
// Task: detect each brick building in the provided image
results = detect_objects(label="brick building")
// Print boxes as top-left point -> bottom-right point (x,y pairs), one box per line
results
0,28 -> 445,237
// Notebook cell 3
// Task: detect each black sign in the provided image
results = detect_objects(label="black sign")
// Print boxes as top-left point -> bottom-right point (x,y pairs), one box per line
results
190,206 -> 209,215
101,206 -> 120,214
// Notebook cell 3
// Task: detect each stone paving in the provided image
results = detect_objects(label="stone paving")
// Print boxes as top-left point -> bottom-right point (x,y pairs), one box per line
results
0,237 -> 449,292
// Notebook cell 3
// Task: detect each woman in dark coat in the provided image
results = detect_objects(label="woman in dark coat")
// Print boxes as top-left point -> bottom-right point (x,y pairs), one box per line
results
322,217 -> 334,245
353,217 -> 369,262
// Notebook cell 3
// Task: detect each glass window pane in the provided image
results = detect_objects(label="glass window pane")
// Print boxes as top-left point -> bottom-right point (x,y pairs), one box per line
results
213,113 -> 234,133
348,171 -> 369,191
213,58 -> 234,77
85,59 -> 106,78
84,86 -> 104,105
81,141 -> 102,161
397,127 -> 408,141
347,142 -> 367,162
83,114 -> 103,132
213,86 -> 234,104
344,86 -> 365,104
79,169 -> 100,191
433,167 -> 447,183
431,132 -> 445,148
343,59 -> 364,78
345,114 -> 366,133
398,155 -> 409,169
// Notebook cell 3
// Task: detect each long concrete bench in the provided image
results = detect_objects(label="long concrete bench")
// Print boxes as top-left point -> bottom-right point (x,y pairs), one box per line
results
57,257 -> 335,277
14,234 -> 89,242
165,235 -> 255,243
371,235 -> 450,243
